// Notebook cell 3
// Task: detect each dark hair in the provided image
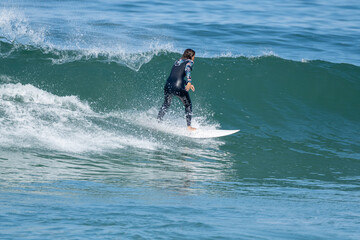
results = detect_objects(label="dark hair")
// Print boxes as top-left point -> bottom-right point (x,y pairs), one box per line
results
181,49 -> 195,60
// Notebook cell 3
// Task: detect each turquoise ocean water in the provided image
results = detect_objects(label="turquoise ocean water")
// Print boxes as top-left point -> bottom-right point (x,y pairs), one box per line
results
1,0 -> 360,239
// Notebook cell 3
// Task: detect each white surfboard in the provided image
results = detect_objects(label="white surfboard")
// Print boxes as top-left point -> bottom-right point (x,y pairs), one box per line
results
186,129 -> 239,139
126,110 -> 239,139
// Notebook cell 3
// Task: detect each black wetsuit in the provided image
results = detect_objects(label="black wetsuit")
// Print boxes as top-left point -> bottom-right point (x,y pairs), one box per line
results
157,59 -> 193,126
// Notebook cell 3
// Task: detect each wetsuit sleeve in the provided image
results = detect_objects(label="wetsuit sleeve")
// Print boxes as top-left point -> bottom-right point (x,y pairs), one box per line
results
185,60 -> 193,83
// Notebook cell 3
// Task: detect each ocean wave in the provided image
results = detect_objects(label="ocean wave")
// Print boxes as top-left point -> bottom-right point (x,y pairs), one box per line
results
1,38 -> 360,157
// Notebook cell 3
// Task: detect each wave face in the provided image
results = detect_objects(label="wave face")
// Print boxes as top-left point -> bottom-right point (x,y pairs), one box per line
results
1,42 -> 360,156
0,43 -> 360,152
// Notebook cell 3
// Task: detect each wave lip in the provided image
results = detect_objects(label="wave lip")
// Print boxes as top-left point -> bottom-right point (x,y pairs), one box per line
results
0,39 -> 177,72
48,42 -> 176,71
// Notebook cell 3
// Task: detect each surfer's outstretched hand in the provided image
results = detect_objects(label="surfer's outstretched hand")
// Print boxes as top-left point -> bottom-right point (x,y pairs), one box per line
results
185,82 -> 195,92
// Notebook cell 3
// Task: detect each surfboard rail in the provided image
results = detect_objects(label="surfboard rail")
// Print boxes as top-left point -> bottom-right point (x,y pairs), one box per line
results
187,129 -> 240,139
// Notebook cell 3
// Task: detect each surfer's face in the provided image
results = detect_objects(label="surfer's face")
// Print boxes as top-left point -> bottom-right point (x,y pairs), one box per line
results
192,55 -> 195,61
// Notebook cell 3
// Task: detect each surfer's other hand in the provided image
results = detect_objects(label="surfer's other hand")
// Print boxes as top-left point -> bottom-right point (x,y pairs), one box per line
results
185,82 -> 195,92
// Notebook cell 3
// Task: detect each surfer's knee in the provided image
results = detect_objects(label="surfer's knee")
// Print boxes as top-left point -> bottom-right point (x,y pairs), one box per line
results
180,93 -> 192,109
184,99 -> 192,113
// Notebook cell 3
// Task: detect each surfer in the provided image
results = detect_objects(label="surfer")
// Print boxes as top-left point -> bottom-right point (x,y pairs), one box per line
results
157,49 -> 196,131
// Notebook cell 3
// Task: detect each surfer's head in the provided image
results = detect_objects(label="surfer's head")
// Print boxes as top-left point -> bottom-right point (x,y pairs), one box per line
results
182,49 -> 195,61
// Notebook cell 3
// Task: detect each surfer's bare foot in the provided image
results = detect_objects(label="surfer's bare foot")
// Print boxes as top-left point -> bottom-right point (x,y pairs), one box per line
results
187,126 -> 197,131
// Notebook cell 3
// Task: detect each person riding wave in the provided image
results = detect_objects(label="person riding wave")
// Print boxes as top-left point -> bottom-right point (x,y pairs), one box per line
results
157,49 -> 196,131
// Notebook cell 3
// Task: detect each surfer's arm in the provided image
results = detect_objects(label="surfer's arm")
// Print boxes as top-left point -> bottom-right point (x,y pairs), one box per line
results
185,60 -> 193,84
185,60 -> 195,92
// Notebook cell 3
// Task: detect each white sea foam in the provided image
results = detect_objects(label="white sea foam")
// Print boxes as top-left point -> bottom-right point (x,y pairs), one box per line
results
201,50 -> 280,60
260,50 -> 278,57
0,83 -> 159,152
0,83 -> 91,111
0,8 -> 47,45
0,75 -> 17,83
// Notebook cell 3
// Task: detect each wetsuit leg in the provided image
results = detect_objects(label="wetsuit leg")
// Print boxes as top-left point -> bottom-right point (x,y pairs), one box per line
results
176,89 -> 192,126
157,87 -> 173,121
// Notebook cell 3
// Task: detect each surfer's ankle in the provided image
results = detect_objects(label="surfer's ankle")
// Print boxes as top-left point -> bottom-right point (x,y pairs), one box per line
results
187,126 -> 196,131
